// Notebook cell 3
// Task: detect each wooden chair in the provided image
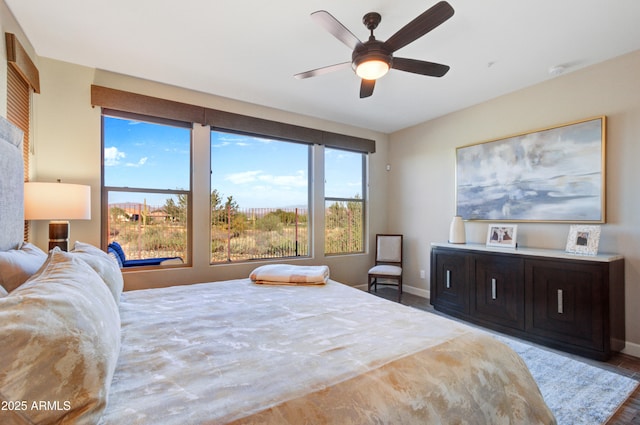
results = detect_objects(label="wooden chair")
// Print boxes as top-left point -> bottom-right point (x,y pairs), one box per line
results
368,234 -> 403,301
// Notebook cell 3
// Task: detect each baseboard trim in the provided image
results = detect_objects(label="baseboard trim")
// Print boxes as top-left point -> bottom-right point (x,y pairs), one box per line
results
354,283 -> 429,299
404,284 -> 429,299
621,340 -> 640,358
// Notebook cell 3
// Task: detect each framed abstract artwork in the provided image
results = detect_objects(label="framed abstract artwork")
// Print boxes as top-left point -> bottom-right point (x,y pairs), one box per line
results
456,116 -> 606,222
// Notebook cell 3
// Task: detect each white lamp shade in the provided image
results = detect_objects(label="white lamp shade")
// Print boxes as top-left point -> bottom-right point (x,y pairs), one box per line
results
24,182 -> 91,220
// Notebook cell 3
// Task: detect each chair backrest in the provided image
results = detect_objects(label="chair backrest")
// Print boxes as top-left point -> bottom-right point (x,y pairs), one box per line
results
107,241 -> 126,266
375,234 -> 403,266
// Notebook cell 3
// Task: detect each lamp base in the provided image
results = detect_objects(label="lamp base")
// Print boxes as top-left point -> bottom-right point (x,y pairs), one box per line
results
49,221 -> 69,251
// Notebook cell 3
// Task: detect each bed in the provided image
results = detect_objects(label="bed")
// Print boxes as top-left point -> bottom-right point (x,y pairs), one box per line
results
0,116 -> 556,424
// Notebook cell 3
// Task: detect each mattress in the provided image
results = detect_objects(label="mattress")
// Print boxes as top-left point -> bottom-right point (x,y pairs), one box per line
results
100,278 -> 555,424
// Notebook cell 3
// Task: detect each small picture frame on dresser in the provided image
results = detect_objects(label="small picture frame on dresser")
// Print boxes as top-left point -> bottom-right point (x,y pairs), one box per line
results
565,225 -> 601,256
486,224 -> 518,248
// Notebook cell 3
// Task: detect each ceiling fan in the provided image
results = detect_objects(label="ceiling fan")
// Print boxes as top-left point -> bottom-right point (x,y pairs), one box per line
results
294,1 -> 454,98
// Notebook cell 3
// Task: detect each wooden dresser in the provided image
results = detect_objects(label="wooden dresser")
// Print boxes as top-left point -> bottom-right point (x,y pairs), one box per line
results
430,242 -> 625,360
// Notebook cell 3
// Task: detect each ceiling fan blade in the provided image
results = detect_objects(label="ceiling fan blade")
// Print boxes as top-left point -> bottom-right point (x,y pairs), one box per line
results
311,10 -> 363,51
384,1 -> 454,53
294,62 -> 351,79
360,79 -> 375,98
392,57 -> 450,77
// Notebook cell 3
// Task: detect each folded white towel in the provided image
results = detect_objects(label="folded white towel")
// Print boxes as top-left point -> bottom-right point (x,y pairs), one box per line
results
250,264 -> 330,285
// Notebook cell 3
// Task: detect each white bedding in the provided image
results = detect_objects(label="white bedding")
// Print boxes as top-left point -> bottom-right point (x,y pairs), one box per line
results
100,278 -> 555,424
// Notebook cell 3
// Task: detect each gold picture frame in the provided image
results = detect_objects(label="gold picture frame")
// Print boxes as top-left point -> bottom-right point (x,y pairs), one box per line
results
456,116 -> 606,223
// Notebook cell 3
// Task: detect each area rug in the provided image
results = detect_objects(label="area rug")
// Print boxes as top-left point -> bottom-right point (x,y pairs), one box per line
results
494,335 -> 638,425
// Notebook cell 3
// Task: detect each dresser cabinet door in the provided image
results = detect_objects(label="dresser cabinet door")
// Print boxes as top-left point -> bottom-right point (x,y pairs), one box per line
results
431,250 -> 468,314
472,254 -> 525,330
525,259 -> 604,351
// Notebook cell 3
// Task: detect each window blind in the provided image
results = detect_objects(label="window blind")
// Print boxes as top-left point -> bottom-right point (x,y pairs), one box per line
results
6,32 -> 40,241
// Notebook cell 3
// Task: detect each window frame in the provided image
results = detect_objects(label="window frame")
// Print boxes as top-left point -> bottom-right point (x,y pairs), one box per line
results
324,148 -> 367,255
209,127 -> 312,264
100,109 -> 194,267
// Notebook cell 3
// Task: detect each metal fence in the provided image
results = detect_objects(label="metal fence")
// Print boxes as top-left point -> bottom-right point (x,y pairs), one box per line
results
109,202 -> 362,264
108,202 -> 188,262
211,207 -> 309,263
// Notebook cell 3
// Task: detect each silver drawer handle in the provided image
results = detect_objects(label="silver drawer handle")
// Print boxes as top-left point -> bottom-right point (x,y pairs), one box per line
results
558,289 -> 563,314
446,270 -> 451,288
491,278 -> 497,300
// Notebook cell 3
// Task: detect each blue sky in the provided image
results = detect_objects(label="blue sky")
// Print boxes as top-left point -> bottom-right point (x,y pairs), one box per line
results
103,116 -> 190,195
210,131 -> 308,208
104,116 -> 363,209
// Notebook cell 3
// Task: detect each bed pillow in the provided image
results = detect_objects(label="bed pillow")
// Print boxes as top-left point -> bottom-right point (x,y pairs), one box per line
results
71,241 -> 124,304
0,242 -> 47,293
0,248 -> 121,425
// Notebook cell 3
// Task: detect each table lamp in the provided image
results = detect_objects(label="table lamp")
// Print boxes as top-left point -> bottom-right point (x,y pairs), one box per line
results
24,181 -> 91,251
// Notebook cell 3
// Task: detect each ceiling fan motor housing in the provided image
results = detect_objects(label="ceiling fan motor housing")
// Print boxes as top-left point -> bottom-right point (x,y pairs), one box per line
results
351,40 -> 393,73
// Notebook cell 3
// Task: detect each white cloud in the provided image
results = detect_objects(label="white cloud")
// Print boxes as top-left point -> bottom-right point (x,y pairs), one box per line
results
224,170 -> 306,187
126,157 -> 148,167
258,170 -> 307,187
225,170 -> 262,184
104,146 -> 125,166
212,134 -> 273,148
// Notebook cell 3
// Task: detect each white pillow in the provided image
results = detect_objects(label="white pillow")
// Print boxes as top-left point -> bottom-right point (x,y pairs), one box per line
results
0,242 -> 47,293
71,241 -> 124,304
0,248 -> 121,424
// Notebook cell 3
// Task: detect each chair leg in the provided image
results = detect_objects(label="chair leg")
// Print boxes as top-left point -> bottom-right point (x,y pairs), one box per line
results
398,277 -> 402,302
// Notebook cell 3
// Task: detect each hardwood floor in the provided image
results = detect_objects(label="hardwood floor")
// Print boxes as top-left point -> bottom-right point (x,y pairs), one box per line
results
370,288 -> 640,424
607,354 -> 640,424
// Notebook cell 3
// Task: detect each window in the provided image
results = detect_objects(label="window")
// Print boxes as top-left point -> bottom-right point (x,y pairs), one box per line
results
324,148 -> 366,254
6,33 -> 40,240
210,130 -> 309,263
102,112 -> 191,265
93,86 -> 375,267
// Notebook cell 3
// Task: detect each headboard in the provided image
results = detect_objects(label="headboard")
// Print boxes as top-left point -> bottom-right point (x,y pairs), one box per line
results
0,116 -> 25,251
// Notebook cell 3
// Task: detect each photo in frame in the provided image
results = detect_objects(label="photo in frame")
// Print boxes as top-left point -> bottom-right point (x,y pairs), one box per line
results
565,225 -> 601,256
456,116 -> 606,222
486,224 -> 518,248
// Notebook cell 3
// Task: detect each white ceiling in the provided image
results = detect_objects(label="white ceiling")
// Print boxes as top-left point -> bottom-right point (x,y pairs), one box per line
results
6,0 -> 640,133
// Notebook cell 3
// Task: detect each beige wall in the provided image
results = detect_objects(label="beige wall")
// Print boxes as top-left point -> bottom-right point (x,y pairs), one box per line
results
27,57 -> 389,291
0,0 -> 37,120
388,49 -> 640,355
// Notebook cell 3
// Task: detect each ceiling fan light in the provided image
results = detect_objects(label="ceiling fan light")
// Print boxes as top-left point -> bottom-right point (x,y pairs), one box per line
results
355,60 -> 390,80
